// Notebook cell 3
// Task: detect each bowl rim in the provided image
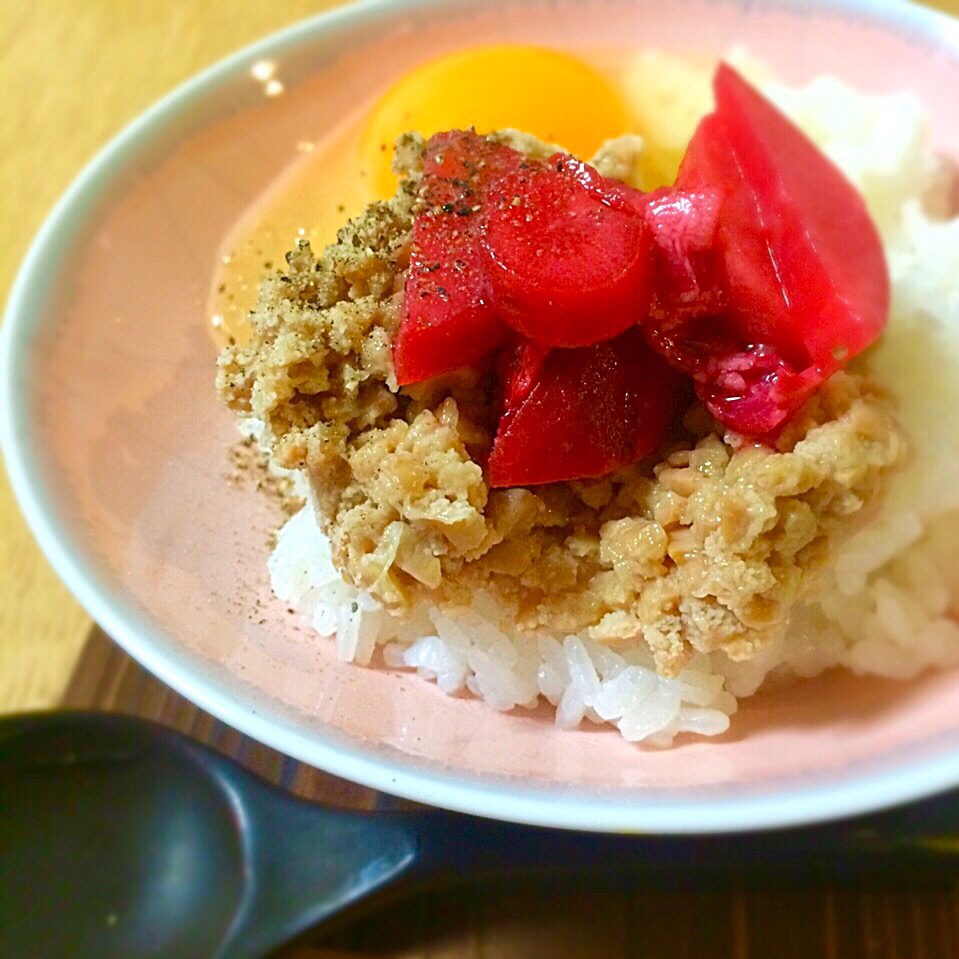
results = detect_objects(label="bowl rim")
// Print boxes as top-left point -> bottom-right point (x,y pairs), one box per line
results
5,0 -> 959,834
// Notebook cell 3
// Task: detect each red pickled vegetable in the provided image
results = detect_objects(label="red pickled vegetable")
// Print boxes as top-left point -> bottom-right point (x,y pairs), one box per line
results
496,337 -> 548,410
394,131 -> 519,385
663,64 -> 889,433
488,329 -> 685,487
551,153 -> 644,214
712,64 -> 888,366
553,154 -> 727,324
398,62 -> 889,480
642,186 -> 726,323
482,161 -> 653,348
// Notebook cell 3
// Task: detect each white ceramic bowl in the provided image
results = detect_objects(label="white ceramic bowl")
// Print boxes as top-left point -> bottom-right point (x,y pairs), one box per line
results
4,0 -> 959,833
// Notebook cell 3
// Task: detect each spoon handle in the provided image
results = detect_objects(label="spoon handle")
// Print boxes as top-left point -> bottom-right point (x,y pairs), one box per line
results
235,790 -> 959,956
408,798 -> 959,885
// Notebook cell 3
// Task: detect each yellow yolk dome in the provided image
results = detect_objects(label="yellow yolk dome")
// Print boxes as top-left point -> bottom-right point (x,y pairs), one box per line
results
360,44 -> 629,197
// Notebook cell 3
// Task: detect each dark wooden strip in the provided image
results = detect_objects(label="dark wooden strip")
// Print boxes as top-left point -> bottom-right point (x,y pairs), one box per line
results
742,889 -> 828,959
830,887 -> 869,959
909,891 -> 930,959
61,627 -> 383,810
59,631 -> 111,708
938,891 -> 958,957
473,885 -> 629,959
60,628 -> 959,959
60,627 -> 124,707
730,888 -> 750,959
825,887 -> 840,959
621,888 -> 736,958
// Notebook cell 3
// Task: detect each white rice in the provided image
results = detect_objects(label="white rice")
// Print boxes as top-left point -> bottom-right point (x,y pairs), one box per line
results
266,74 -> 959,746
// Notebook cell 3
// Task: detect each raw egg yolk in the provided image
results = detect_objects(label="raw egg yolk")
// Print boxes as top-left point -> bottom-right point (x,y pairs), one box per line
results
360,44 -> 629,197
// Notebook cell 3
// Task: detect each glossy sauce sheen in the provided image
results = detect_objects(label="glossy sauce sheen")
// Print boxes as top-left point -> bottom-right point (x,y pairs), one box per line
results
209,122 -> 376,345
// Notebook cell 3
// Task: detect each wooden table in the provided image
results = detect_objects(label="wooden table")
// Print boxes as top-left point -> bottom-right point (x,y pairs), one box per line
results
3,2 -> 959,956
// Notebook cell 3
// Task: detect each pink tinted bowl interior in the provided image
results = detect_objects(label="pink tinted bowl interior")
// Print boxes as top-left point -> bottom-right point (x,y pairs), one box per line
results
6,0 -> 959,832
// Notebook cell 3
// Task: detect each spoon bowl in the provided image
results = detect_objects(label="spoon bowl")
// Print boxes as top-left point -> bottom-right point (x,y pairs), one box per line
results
4,716 -> 247,956
0,712 -> 418,959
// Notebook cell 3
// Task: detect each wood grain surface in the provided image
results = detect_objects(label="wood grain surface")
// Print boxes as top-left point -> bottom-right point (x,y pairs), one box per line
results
3,2 -> 959,957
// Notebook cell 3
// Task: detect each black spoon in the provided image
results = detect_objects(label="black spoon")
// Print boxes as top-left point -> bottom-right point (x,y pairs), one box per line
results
2,711 -> 958,959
